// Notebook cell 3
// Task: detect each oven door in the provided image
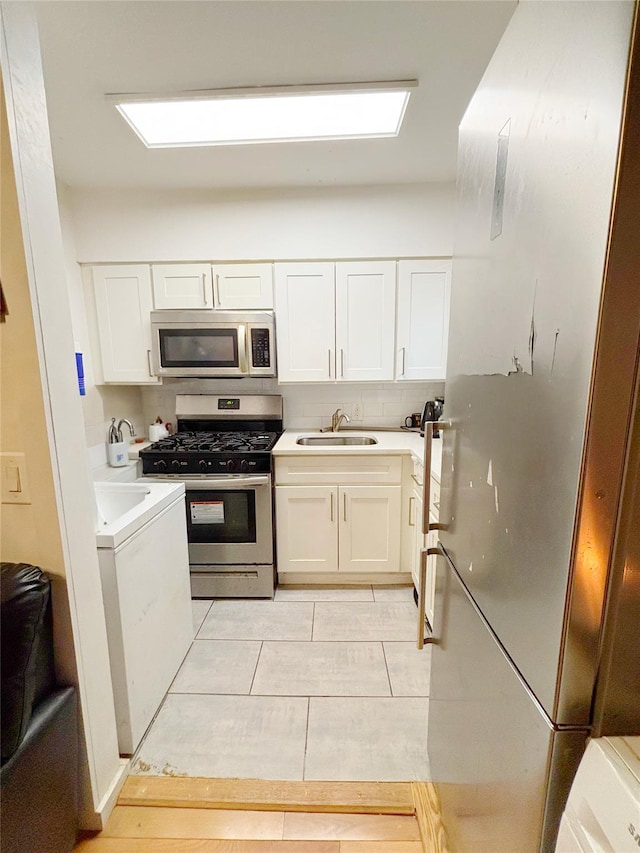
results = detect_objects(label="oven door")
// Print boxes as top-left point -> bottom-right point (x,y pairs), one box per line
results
183,475 -> 273,567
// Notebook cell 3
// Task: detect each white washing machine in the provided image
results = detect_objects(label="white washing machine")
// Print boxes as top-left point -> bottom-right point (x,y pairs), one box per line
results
556,736 -> 640,852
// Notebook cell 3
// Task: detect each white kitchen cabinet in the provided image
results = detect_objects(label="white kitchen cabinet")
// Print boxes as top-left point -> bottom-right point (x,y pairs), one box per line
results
274,261 -> 396,383
275,485 -> 338,573
151,263 -> 213,309
338,485 -> 401,573
274,263 -> 335,381
214,263 -> 273,309
276,484 -> 400,576
275,455 -> 402,580
92,265 -> 160,384
336,261 -> 396,381
396,259 -> 451,381
406,455 -> 439,632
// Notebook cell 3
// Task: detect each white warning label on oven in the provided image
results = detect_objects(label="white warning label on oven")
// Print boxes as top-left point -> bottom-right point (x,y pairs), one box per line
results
190,501 -> 225,524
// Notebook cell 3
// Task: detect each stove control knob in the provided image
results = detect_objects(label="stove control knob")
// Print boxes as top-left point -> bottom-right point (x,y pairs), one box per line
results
226,458 -> 236,472
198,459 -> 208,472
171,459 -> 182,472
154,459 -> 167,471
239,459 -> 249,473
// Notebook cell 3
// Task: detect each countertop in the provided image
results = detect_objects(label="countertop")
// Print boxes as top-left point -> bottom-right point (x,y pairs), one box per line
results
273,429 -> 442,480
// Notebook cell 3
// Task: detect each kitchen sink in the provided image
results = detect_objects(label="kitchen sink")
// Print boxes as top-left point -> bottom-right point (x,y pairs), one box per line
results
296,435 -> 378,446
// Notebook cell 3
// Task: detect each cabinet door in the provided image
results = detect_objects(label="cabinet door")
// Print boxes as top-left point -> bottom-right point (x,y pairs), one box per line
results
410,488 -> 424,591
274,263 -> 335,382
93,265 -> 159,384
339,485 -> 401,573
151,263 -> 213,309
275,486 -> 338,573
214,263 -> 273,309
396,259 -> 451,380
336,261 -> 396,382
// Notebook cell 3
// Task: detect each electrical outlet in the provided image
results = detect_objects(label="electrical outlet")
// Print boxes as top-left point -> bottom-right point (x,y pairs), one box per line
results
353,403 -> 362,420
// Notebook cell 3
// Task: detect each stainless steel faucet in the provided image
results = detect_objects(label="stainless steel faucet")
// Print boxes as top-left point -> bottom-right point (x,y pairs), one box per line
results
331,408 -> 350,432
116,418 -> 135,442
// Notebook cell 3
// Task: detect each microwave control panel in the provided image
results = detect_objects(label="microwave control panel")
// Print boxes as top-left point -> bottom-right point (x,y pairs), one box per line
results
251,328 -> 271,367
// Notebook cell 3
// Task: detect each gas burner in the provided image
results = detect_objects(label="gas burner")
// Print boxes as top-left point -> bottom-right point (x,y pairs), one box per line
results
150,430 -> 279,454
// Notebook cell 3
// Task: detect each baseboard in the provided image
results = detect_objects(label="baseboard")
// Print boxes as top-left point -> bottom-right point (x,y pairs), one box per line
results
277,572 -> 413,586
90,758 -> 130,830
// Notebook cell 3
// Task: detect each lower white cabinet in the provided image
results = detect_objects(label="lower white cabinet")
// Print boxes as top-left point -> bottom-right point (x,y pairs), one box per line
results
275,454 -> 403,579
406,457 -> 439,631
276,484 -> 401,575
275,486 -> 338,573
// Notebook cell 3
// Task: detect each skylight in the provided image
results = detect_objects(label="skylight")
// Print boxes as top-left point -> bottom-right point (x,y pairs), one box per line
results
109,82 -> 416,148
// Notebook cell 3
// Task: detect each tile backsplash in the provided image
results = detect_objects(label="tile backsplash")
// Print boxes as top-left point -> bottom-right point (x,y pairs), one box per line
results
141,378 -> 445,434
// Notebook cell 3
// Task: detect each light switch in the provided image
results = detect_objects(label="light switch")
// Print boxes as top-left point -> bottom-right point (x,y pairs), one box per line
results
1,452 -> 31,504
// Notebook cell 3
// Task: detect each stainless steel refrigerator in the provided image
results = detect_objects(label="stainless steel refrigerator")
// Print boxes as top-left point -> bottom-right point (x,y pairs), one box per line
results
426,3 -> 640,851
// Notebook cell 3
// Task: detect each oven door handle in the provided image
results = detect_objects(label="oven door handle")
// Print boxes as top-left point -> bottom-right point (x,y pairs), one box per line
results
182,476 -> 271,489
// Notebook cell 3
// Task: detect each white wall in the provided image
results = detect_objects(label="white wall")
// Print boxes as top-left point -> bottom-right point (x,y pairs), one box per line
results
68,182 -> 452,433
1,1 -> 126,828
69,182 -> 455,263
58,183 -> 145,452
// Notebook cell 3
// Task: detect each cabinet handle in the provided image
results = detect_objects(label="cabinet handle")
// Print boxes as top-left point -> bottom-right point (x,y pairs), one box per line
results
411,473 -> 423,487
328,349 -> 332,379
400,347 -> 406,376
202,273 -> 208,305
340,348 -> 344,378
214,273 -> 220,307
330,492 -> 334,522
146,349 -> 153,377
343,493 -> 347,522
408,496 -> 415,526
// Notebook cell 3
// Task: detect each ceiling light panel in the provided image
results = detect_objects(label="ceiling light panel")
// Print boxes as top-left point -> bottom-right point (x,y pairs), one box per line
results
111,83 -> 415,147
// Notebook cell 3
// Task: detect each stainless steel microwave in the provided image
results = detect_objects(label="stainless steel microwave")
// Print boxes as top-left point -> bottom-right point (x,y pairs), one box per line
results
150,310 -> 276,378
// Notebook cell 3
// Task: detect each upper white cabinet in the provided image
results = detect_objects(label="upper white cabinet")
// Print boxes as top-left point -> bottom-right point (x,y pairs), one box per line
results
93,265 -> 160,384
274,262 -> 336,382
214,263 -> 273,309
151,263 -> 213,309
274,261 -> 396,383
396,259 -> 451,381
336,261 -> 396,382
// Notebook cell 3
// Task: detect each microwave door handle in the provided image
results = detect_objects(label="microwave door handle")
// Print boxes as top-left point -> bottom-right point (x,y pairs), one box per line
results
238,325 -> 249,374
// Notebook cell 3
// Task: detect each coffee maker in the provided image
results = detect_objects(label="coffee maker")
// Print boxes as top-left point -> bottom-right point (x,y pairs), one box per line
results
421,396 -> 444,437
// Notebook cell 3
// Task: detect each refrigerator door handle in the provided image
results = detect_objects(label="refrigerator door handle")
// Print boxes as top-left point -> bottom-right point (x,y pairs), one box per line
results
417,544 -> 445,649
423,419 -> 449,533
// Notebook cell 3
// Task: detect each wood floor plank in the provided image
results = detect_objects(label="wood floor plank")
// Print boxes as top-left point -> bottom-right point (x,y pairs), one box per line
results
282,813 -> 421,842
75,840 -> 339,852
99,806 -> 284,840
411,782 -> 449,853
339,843 -> 423,853
118,777 -> 415,815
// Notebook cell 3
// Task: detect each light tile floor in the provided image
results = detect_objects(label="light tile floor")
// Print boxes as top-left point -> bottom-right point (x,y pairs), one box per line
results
132,586 -> 431,781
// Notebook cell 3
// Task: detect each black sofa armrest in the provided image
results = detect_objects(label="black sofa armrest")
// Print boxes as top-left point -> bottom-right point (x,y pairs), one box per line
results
0,687 -> 78,853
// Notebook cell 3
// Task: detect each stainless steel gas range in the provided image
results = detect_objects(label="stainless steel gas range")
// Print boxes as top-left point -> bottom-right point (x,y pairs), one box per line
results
140,395 -> 283,598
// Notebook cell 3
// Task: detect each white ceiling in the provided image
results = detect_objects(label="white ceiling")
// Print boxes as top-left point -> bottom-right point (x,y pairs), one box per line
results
35,1 -> 516,192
